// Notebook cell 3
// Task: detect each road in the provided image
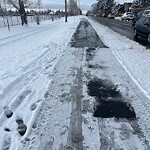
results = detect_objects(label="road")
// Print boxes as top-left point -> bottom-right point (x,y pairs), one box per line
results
91,17 -> 150,48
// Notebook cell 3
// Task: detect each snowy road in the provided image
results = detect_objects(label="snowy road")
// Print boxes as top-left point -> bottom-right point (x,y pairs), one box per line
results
1,16 -> 150,149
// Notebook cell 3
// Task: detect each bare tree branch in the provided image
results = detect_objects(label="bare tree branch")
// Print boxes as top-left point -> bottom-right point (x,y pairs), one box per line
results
7,0 -> 19,11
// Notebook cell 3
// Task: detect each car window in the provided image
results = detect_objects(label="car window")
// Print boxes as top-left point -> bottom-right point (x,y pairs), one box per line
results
138,17 -> 146,23
143,10 -> 150,17
143,17 -> 149,25
137,11 -> 144,17
144,10 -> 150,15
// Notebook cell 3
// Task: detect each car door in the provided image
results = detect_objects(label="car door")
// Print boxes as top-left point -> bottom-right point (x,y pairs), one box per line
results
136,17 -> 149,36
136,17 -> 146,35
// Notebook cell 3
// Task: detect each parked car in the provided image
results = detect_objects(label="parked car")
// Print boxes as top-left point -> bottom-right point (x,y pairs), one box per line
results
143,9 -> 150,16
121,12 -> 134,21
108,13 -> 115,19
132,9 -> 150,26
134,16 -> 150,43
102,13 -> 108,17
132,10 -> 144,26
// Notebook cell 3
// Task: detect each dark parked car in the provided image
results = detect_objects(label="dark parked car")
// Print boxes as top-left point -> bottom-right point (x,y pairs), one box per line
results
132,10 -> 144,26
132,10 -> 150,26
134,16 -> 150,43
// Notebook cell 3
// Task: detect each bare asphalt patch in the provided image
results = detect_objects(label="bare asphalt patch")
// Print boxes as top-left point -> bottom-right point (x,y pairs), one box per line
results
70,18 -> 136,122
70,19 -> 107,48
87,78 -> 136,120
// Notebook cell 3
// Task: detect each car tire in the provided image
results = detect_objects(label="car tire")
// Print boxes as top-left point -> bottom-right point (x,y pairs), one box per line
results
148,33 -> 150,43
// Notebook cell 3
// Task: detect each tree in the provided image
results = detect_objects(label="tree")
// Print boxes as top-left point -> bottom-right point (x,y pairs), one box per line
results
68,0 -> 80,16
0,3 -> 10,30
0,4 -> 2,15
132,0 -> 139,8
36,0 -> 41,25
139,0 -> 150,7
3,0 -> 41,26
131,0 -> 150,14
131,0 -> 140,13
105,0 -> 115,14
90,0 -> 115,16
90,3 -> 99,16
6,0 -> 27,25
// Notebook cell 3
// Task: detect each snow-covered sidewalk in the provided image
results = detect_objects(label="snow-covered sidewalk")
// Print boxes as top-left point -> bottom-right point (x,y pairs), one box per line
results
0,16 -> 150,149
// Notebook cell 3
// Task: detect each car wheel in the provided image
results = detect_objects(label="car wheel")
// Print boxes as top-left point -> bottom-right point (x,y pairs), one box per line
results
134,29 -> 138,38
148,33 -> 150,43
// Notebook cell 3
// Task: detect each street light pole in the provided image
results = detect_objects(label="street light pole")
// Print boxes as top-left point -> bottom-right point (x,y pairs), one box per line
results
65,0 -> 67,22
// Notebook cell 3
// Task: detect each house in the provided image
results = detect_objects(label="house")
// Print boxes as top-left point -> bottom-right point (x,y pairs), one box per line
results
124,3 -> 132,12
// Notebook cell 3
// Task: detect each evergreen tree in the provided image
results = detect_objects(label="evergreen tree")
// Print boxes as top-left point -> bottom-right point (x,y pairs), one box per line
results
97,0 -> 115,16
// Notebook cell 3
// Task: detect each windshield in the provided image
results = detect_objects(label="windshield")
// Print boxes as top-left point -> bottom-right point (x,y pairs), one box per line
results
144,10 -> 150,15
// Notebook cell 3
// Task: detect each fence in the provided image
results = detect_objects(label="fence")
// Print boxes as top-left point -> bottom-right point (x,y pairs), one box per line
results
0,15 -> 61,27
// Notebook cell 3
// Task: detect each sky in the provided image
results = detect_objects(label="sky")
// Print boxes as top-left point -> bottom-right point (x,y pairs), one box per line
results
42,0 -> 95,11
42,0 -> 133,11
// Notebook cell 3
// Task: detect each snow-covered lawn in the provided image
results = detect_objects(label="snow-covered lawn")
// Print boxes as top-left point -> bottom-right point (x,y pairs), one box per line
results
0,17 -> 80,149
0,16 -> 150,149
0,15 -> 55,27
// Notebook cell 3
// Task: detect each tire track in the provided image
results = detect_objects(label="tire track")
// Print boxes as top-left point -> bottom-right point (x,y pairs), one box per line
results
112,49 -> 150,148
0,23 -> 61,47
85,47 -> 149,149
67,68 -> 84,150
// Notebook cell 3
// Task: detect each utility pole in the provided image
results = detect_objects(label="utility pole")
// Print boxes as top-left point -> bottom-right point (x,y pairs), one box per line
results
78,0 -> 81,15
65,0 -> 67,22
37,0 -> 41,25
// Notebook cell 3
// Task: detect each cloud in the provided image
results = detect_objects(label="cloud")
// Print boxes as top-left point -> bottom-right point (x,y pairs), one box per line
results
42,3 -> 64,10
80,4 -> 92,11
42,0 -> 64,10
41,0 -> 92,11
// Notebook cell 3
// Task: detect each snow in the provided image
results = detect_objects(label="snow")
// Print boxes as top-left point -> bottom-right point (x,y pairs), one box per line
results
0,17 -> 80,149
0,15 -> 150,149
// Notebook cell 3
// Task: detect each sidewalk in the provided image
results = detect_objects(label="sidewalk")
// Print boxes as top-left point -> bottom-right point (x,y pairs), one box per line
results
22,17 -> 150,150
1,16 -> 150,149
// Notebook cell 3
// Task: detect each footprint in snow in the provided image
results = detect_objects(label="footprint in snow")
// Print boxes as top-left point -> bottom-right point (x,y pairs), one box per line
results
4,128 -> 11,132
16,117 -> 27,136
4,106 -> 13,118
30,103 -> 37,111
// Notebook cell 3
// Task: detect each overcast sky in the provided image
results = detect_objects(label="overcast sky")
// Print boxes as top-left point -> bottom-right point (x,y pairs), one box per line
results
42,0 -> 133,11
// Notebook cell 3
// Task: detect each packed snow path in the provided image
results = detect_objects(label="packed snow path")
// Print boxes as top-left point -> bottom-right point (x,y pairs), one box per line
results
1,17 -> 150,149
